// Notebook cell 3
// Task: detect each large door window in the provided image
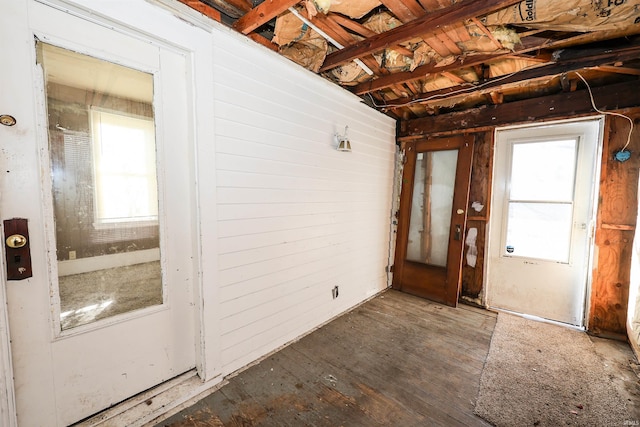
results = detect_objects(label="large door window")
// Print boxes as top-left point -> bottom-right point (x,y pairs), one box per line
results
406,150 -> 458,267
39,42 -> 164,331
2,4 -> 197,425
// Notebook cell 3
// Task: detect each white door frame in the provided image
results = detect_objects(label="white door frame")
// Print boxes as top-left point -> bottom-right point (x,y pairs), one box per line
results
484,116 -> 604,326
0,0 -> 223,424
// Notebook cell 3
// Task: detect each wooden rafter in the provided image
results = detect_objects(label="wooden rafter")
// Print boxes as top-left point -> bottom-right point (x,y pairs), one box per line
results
328,13 -> 413,57
353,52 -> 507,95
433,30 -> 462,55
380,40 -> 640,110
379,0 -> 423,22
398,80 -> 640,136
379,0 -> 462,67
247,33 -> 279,51
178,0 -> 222,21
308,13 -> 385,76
234,0 -> 300,34
318,0 -> 523,72
470,17 -> 502,50
352,31 -> 640,95
594,65 -> 640,76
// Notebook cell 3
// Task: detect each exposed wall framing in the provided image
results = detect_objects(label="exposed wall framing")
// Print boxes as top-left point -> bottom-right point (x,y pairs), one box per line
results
590,113 -> 640,338
399,87 -> 640,337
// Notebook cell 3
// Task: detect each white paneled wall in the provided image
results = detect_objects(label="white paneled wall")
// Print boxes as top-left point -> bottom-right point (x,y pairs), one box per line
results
0,1 -> 396,422
211,30 -> 397,374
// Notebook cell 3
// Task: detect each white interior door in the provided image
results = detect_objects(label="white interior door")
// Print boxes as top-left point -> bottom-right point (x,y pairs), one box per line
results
487,118 -> 602,326
1,2 -> 196,425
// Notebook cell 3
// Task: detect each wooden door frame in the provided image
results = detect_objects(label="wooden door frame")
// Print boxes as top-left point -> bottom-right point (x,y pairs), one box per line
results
392,135 -> 474,306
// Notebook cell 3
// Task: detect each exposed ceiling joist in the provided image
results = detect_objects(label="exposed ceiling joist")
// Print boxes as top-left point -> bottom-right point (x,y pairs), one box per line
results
595,65 -> 640,76
398,79 -> 640,136
178,0 -> 640,122
319,0 -> 523,72
328,13 -> 414,57
233,0 -> 299,34
381,41 -> 640,110
352,29 -> 640,95
177,0 -> 222,21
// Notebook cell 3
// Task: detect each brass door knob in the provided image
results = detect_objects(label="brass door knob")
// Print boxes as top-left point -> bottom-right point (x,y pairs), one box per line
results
6,234 -> 27,248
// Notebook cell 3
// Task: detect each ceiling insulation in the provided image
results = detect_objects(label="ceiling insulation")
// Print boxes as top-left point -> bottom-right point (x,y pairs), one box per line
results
177,0 -> 640,120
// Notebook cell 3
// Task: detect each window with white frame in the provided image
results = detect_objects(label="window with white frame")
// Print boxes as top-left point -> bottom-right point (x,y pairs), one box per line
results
90,108 -> 158,225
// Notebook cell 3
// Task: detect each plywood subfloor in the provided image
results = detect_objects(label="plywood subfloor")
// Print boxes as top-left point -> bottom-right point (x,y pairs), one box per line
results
159,290 -> 496,426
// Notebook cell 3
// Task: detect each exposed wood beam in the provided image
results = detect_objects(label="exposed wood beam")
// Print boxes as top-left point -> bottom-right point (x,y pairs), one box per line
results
488,91 -> 504,104
470,17 -> 502,50
420,32 -> 453,57
309,13 -> 384,76
416,0 -> 441,11
352,32 -> 640,95
441,71 -> 465,84
217,0 -> 252,13
319,0 -> 522,72
328,13 -> 414,57
381,40 -> 640,109
376,0 -> 458,60
247,33 -> 279,51
234,0 -> 300,35
353,52 -> 506,95
560,73 -> 578,92
379,0 -> 423,22
178,0 -> 222,21
398,80 -> 640,137
594,65 -> 640,76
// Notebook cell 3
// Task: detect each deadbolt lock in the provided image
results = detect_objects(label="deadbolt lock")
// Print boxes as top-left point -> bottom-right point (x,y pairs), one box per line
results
6,234 -> 27,249
3,218 -> 32,280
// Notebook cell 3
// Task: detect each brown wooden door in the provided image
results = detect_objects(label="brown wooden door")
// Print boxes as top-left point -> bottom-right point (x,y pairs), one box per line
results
392,135 -> 474,306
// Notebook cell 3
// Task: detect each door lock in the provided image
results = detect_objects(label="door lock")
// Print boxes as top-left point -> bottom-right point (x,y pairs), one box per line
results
4,218 -> 32,280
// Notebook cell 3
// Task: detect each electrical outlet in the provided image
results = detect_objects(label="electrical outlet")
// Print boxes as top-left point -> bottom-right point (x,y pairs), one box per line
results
332,285 -> 339,299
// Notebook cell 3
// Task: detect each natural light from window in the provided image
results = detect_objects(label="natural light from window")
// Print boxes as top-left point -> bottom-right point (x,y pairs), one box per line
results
504,138 -> 578,262
91,108 -> 158,225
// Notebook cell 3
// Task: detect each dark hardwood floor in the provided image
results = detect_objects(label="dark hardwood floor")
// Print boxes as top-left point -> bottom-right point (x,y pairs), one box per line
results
158,290 -> 496,426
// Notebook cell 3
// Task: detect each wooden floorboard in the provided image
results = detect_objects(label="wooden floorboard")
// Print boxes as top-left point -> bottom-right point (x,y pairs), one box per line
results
158,290 -> 496,426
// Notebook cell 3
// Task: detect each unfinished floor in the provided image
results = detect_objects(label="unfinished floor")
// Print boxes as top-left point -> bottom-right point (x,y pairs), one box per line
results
157,290 -> 640,426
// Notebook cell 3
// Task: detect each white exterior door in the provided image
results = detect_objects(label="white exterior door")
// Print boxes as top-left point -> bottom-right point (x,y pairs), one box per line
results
487,118 -> 602,326
1,2 -> 197,425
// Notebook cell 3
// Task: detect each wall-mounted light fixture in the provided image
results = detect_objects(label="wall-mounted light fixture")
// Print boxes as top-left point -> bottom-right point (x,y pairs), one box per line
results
335,125 -> 351,152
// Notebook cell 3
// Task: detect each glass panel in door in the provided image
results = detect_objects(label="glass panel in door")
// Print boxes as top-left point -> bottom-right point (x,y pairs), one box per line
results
38,42 -> 163,330
406,149 -> 458,266
504,139 -> 578,262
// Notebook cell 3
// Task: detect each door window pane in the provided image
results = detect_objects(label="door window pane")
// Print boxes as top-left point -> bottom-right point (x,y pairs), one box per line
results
504,139 -> 578,263
406,150 -> 458,267
38,42 -> 163,330
510,139 -> 577,201
505,202 -> 573,262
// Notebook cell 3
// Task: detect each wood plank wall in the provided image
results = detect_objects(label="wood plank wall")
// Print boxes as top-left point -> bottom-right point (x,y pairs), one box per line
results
401,110 -> 639,337
461,132 -> 493,304
590,112 -> 640,338
210,29 -> 397,375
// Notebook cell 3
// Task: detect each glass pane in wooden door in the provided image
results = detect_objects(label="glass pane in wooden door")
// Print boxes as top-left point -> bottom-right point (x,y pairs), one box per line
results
406,149 -> 458,267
